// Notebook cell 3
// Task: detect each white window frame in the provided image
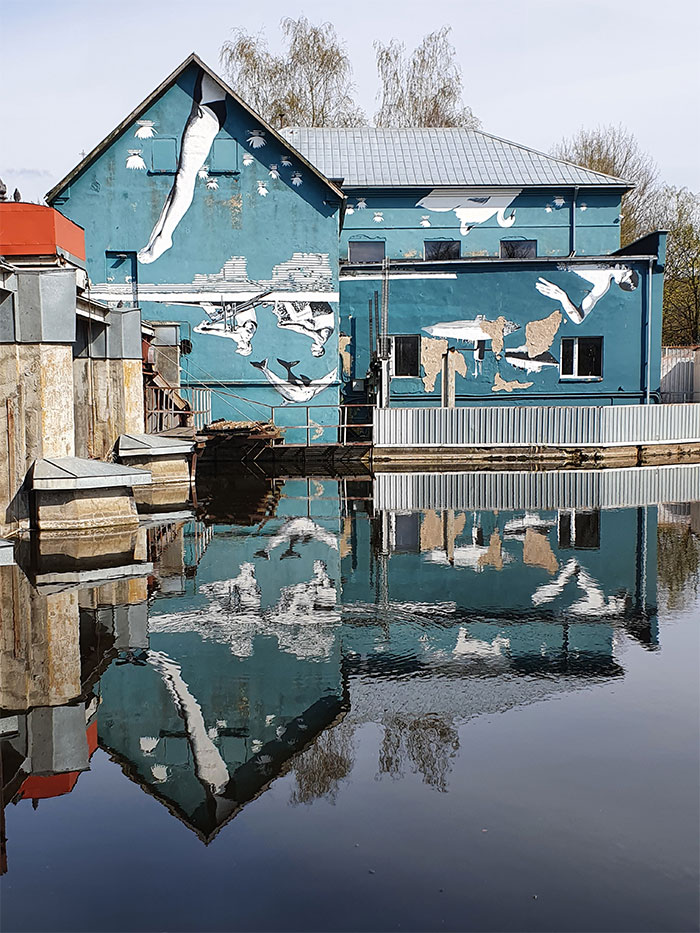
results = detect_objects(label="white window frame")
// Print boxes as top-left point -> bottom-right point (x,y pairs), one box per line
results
560,336 -> 603,381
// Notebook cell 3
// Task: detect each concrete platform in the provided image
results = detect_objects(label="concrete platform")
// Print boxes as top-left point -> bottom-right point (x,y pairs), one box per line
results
31,457 -> 151,490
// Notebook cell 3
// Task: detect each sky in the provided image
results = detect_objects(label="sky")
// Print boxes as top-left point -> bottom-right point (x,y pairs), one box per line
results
2,0 -> 699,203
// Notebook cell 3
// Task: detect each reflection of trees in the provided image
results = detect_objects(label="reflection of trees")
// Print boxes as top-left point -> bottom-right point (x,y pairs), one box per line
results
658,524 -> 700,610
379,714 -> 459,793
289,725 -> 354,805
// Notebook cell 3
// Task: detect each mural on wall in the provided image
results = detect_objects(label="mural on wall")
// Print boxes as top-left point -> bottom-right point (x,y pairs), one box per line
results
251,358 -> 337,404
138,70 -> 228,265
503,346 -> 559,373
271,301 -> 334,357
423,316 -> 520,377
194,295 -> 263,355
417,189 -> 521,235
535,264 -> 639,324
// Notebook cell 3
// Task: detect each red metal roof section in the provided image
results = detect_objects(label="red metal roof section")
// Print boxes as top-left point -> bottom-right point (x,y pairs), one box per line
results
17,771 -> 80,800
0,203 -> 86,262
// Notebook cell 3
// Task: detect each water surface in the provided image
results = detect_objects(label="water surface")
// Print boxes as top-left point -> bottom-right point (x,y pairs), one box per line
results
1,469 -> 699,933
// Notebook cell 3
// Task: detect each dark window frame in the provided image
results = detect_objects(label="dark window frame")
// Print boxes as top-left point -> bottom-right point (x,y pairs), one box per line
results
348,240 -> 386,263
392,334 -> 421,377
424,239 -> 461,261
500,239 -> 537,259
560,336 -> 604,380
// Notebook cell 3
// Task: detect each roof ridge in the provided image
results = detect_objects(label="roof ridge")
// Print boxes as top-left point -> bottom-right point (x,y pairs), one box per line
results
47,54 -> 345,203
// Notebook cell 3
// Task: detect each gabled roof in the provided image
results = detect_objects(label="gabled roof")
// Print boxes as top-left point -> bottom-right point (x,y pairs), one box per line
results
280,127 -> 631,189
46,54 -> 345,204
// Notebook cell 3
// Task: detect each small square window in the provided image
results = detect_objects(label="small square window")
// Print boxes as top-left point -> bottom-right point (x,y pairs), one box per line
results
210,137 -> 238,173
348,240 -> 385,263
500,239 -> 537,259
393,512 -> 420,553
560,337 -> 603,379
425,240 -> 460,260
393,335 -> 420,376
151,138 -> 178,173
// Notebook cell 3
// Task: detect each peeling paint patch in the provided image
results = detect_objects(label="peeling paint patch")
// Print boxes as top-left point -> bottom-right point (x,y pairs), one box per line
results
478,531 -> 504,570
226,194 -> 242,227
403,249 -> 418,259
420,336 -> 447,392
339,334 -> 352,376
480,316 -> 511,358
525,310 -> 562,358
492,372 -> 533,393
523,528 -> 559,574
420,510 -> 443,551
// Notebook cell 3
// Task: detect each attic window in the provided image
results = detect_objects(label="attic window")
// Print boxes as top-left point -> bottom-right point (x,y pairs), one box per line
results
425,240 -> 460,260
150,138 -> 178,174
348,240 -> 385,263
210,138 -> 238,174
500,239 -> 537,259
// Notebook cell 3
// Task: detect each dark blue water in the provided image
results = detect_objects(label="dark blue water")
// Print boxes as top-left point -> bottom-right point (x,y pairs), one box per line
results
1,474 -> 698,932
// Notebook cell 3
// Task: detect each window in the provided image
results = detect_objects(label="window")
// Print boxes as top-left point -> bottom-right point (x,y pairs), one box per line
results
425,240 -> 460,260
150,138 -> 178,173
560,336 -> 603,379
558,510 -> 600,549
500,239 -> 537,258
393,335 -> 420,376
348,240 -> 385,263
210,137 -> 238,173
392,512 -> 420,553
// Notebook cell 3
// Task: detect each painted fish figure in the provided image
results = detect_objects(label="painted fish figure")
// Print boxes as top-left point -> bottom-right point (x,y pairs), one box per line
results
504,345 -> 559,373
422,315 -> 520,345
250,358 -> 336,404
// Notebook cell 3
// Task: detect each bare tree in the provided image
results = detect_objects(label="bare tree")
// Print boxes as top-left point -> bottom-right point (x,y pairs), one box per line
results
658,186 -> 700,345
220,17 -> 366,128
374,27 -> 479,129
551,124 -> 660,246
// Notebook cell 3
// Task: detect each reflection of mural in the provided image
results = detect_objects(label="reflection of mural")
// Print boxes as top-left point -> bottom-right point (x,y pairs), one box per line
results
271,301 -> 334,357
532,558 -> 628,616
418,189 -> 521,235
251,358 -> 336,405
254,516 -> 339,560
535,264 -> 639,324
139,70 -> 227,264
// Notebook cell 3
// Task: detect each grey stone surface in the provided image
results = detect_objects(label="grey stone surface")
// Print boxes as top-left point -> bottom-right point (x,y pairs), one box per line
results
31,456 -> 151,490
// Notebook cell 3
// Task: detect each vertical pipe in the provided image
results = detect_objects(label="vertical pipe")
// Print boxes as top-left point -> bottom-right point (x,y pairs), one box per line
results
569,186 -> 579,257
646,258 -> 654,404
368,297 -> 374,363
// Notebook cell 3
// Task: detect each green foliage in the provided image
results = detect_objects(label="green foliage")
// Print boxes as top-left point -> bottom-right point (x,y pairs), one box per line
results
658,186 -> 700,345
657,522 -> 700,610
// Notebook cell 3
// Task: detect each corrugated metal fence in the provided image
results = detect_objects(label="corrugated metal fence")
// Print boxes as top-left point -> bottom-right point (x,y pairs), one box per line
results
375,464 -> 700,513
661,347 -> 697,402
374,403 -> 700,448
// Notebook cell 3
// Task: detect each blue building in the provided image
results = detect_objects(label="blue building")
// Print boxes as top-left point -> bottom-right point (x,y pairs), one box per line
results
47,55 -> 667,445
47,55 -> 345,440
284,128 -> 666,409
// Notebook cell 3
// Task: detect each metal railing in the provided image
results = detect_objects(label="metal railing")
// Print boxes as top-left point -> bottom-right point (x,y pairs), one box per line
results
271,403 -> 373,446
145,385 -> 212,433
374,402 -> 700,448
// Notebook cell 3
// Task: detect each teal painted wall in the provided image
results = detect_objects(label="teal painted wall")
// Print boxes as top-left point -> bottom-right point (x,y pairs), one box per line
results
50,63 -> 343,439
340,189 -> 623,261
340,243 -> 666,405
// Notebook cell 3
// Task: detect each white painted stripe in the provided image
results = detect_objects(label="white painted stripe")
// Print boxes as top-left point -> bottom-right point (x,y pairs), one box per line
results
340,273 -> 458,281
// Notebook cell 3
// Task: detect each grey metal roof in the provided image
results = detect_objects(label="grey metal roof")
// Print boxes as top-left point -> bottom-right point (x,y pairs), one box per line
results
31,457 -> 151,490
281,127 -> 629,189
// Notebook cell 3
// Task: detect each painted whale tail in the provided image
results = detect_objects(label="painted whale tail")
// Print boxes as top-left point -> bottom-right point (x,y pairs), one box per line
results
277,359 -> 300,371
250,358 -> 268,370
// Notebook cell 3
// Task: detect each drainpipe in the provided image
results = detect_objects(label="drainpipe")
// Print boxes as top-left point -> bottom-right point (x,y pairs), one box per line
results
645,258 -> 653,404
568,186 -> 579,257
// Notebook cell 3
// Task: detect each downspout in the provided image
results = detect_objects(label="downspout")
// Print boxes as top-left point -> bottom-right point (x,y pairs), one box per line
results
568,186 -> 579,257
645,257 -> 653,404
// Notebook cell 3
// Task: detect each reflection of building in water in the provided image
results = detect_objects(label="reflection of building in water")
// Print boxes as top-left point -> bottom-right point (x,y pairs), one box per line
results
3,471 -> 692,856
97,479 -> 345,840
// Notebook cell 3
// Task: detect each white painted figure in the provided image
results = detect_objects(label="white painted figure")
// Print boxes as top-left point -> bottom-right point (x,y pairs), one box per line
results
271,300 -> 334,357
250,358 -> 336,404
418,189 -> 521,235
535,264 -> 639,324
194,299 -> 261,356
138,70 -> 228,264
